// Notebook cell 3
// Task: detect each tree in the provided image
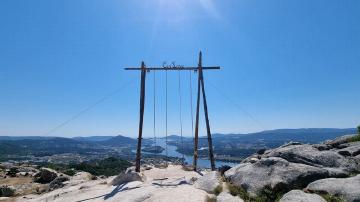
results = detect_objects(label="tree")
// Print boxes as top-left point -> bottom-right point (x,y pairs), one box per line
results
358,125 -> 360,135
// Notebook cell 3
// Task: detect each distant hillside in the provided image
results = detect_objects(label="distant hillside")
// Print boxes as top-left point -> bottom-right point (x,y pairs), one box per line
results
160,135 -> 186,140
175,128 -> 357,158
0,136 -> 55,141
73,136 -> 114,142
164,128 -> 357,144
98,135 -> 137,147
0,137 -> 104,156
211,128 -> 357,143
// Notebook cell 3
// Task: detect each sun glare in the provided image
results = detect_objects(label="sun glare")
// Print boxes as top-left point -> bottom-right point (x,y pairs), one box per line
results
152,0 -> 220,24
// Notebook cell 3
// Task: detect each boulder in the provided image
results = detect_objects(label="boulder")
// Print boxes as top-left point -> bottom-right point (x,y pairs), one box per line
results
110,169 -> 144,186
17,166 -> 39,173
217,192 -> 244,202
34,168 -> 58,184
70,171 -> 94,185
279,190 -> 326,202
0,185 -> 15,197
307,174 -> 360,202
194,171 -> 221,193
337,141 -> 360,157
260,144 -> 358,172
313,144 -> 332,151
225,157 -> 341,196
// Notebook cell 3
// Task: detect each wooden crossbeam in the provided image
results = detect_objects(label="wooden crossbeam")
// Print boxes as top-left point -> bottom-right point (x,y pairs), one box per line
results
124,66 -> 220,71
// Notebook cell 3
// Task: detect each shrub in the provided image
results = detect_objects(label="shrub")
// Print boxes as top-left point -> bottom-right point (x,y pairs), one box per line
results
63,169 -> 76,176
0,186 -> 15,197
206,196 -> 216,202
73,157 -> 131,176
39,157 -> 131,177
227,182 -> 252,201
226,182 -> 283,202
319,193 -> 345,202
214,185 -> 223,196
7,167 -> 18,177
349,133 -> 360,143
258,185 -> 282,202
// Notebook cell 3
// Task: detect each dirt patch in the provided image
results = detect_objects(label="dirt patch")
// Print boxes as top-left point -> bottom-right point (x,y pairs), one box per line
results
0,177 -> 33,186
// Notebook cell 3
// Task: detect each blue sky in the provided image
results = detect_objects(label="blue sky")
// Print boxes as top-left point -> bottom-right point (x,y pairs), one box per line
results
0,0 -> 359,137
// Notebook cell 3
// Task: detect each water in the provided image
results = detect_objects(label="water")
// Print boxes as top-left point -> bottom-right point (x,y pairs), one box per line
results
150,138 -> 238,168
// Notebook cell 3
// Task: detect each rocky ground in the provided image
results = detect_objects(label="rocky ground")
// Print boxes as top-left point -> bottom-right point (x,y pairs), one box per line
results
225,134 -> 360,201
10,165 -> 220,202
0,134 -> 359,202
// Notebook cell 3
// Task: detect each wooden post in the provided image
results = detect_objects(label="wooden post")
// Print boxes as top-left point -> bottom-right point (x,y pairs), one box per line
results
193,53 -> 202,171
199,53 -> 216,170
135,61 -> 146,172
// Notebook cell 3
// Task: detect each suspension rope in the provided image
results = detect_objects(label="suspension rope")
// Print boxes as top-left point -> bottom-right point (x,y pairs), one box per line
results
165,71 -> 168,167
178,70 -> 185,164
153,71 -> 157,152
207,80 -> 266,131
189,71 -> 195,146
42,78 -> 136,136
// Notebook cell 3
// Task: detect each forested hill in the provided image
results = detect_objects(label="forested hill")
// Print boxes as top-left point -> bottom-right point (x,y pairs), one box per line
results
211,128 -> 357,143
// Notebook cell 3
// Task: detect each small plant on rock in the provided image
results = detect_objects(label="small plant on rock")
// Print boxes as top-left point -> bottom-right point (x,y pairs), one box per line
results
349,125 -> 360,143
226,182 -> 284,202
227,182 -> 252,201
205,195 -> 216,202
213,185 -> 223,196
319,193 -> 345,202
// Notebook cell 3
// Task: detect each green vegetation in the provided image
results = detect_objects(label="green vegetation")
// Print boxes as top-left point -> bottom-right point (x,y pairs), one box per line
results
227,182 -> 254,201
346,125 -> 360,143
318,193 -> 345,202
42,157 -> 131,177
349,134 -> 360,143
74,157 -> 131,176
227,182 -> 282,202
0,186 -> 15,197
205,196 -> 216,202
226,182 -> 345,202
348,124 -> 360,143
213,184 -> 223,196
349,135 -> 360,142
258,185 -> 282,202
8,167 -> 19,177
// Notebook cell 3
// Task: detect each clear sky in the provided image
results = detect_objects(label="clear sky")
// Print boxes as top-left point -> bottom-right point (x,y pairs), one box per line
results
0,0 -> 359,138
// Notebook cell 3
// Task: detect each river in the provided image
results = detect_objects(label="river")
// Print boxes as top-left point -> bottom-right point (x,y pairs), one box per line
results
147,138 -> 238,168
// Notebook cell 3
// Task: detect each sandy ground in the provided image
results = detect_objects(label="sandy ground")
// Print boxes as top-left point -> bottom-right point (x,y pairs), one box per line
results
15,165 -> 210,202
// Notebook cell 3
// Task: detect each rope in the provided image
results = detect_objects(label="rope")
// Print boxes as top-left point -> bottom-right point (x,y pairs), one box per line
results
189,71 -> 195,147
207,80 -> 266,131
42,78 -> 136,136
153,71 -> 157,153
178,71 -> 185,163
165,71 -> 168,167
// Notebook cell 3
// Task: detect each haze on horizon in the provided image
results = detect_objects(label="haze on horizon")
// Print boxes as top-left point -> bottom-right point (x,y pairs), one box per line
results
0,0 -> 359,138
